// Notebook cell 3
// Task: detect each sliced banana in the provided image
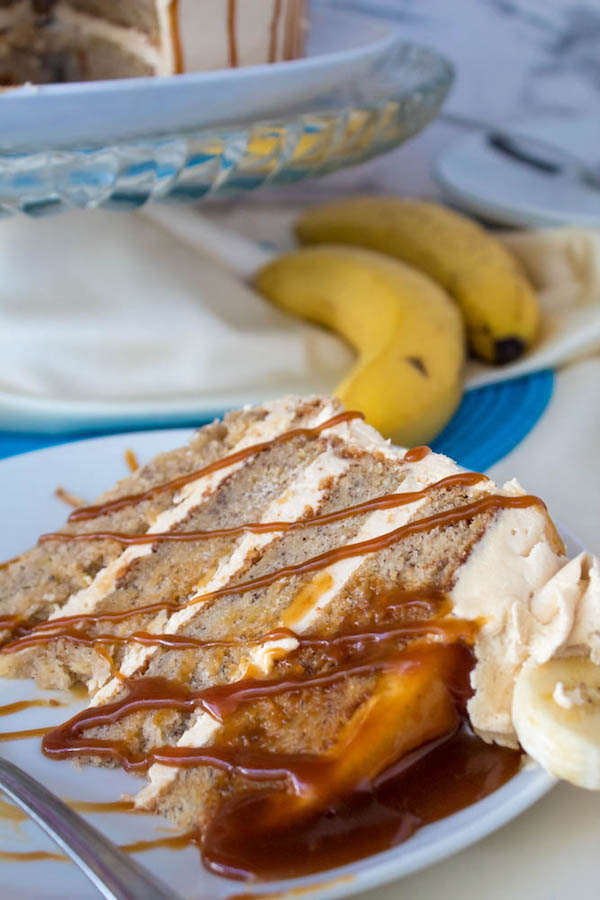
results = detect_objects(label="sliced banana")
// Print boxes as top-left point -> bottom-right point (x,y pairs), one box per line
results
513,656 -> 600,789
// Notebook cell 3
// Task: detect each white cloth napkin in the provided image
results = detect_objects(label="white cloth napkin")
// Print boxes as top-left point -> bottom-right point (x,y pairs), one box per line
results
0,203 -> 598,432
0,209 -> 351,431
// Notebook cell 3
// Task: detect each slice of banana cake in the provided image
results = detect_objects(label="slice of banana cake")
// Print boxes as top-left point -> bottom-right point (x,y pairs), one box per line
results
1,395 -> 598,879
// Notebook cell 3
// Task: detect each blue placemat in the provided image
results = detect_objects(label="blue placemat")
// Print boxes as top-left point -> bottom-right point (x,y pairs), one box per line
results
432,370 -> 554,471
0,371 -> 554,472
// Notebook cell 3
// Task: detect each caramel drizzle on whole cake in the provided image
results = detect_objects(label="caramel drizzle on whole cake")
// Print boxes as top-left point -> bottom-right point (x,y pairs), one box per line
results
169,0 -> 184,75
227,0 -> 238,67
67,410 -> 365,523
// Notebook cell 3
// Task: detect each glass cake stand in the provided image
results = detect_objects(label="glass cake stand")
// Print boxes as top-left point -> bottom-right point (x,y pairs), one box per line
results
0,43 -> 453,218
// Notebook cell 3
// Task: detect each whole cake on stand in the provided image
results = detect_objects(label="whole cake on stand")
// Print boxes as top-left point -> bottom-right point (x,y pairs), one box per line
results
0,0 -> 306,83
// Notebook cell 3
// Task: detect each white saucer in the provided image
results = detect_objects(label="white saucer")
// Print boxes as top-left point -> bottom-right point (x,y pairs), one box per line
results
434,115 -> 600,228
0,10 -> 398,150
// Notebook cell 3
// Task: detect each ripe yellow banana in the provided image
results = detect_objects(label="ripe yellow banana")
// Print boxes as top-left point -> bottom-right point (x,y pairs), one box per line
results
513,656 -> 600,789
296,197 -> 540,364
254,245 -> 465,445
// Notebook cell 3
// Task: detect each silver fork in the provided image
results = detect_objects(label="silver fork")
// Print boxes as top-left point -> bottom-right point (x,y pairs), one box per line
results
0,756 -> 177,900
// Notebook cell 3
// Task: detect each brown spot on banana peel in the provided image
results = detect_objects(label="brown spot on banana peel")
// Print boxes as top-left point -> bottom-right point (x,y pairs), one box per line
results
406,357 -> 428,376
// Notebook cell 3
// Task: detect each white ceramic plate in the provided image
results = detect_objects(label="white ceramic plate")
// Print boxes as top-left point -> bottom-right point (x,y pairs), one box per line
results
0,10 -> 398,151
434,115 -> 600,228
0,428 -> 569,900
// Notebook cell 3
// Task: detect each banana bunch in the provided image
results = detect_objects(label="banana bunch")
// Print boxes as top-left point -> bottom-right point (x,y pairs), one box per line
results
255,245 -> 464,446
296,196 -> 540,364
514,656 -> 600,789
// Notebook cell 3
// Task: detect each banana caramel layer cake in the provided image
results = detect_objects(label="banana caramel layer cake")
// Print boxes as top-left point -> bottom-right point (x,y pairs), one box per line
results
1,396 -> 598,879
0,0 -> 305,84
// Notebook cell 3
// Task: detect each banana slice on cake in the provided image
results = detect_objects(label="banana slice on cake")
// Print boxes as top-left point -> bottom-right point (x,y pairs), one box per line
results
513,656 -> 600,789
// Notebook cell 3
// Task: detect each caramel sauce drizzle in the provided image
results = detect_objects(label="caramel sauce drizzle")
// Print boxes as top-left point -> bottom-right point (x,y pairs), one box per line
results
38,642 -> 480,886
40,619 -> 473,776
0,698 -> 62,717
0,596 -> 443,658
70,799 -> 140,815
67,411 -> 364,523
4,481 -> 544,656
55,486 -> 85,509
39,471 -> 483,548
1,624 -> 298,657
0,829 -> 197,865
124,449 -> 140,474
169,0 -> 183,74
0,727 -> 52,742
402,446 -> 430,463
156,490 -> 545,617
121,830 -> 197,855
0,797 -> 26,823
0,849 -> 64,863
0,797 -> 141,827
227,0 -> 238,67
